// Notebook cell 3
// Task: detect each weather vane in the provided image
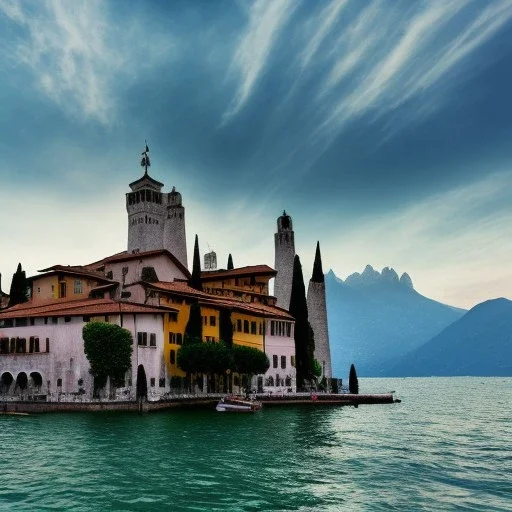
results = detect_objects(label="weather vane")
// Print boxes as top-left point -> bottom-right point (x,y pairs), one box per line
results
140,140 -> 150,174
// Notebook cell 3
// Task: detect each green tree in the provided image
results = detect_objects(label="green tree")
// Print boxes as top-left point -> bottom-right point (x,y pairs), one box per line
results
83,322 -> 133,395
227,254 -> 234,270
184,301 -> 203,345
232,344 -> 269,391
312,359 -> 322,378
289,255 -> 315,389
189,234 -> 202,291
219,308 -> 233,349
349,364 -> 359,394
8,263 -> 28,307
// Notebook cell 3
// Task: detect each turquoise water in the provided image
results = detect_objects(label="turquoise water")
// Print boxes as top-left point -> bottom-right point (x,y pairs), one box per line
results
0,378 -> 510,511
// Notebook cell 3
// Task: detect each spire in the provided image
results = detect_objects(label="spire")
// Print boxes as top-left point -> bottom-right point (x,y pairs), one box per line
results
227,253 -> 234,270
140,140 -> 151,175
311,241 -> 324,283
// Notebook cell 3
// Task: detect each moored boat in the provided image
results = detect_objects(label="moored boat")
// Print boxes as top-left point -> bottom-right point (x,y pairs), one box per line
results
216,396 -> 262,413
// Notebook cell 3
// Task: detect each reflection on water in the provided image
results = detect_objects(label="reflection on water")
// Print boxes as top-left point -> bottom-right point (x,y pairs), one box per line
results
0,378 -> 510,511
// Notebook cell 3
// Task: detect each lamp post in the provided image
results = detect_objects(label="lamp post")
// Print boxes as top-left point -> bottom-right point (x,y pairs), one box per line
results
226,369 -> 231,394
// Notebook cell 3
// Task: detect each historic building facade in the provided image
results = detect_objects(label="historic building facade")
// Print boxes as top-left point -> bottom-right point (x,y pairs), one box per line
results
0,147 -> 331,400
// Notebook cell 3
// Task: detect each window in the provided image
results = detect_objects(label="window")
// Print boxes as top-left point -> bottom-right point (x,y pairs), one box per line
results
250,321 -> 257,335
170,350 -> 176,364
59,282 -> 67,298
159,378 -> 166,388
52,317 -> 58,325
281,356 -> 286,369
291,355 -> 296,367
74,280 -> 82,294
83,316 -> 90,322
34,338 -> 39,353
203,316 -> 207,325
237,319 -> 242,332
243,320 -> 249,334
270,321 -> 275,336
46,338 -> 50,353
104,315 -> 109,323
150,378 -> 155,387
286,323 -> 291,337
30,318 -> 35,326
273,355 -> 278,368
57,379 -> 62,387
169,332 -> 175,344
210,316 -> 216,326
176,333 -> 183,345
29,337 -> 35,353
137,332 -> 148,346
150,333 -> 156,347
65,316 -> 71,323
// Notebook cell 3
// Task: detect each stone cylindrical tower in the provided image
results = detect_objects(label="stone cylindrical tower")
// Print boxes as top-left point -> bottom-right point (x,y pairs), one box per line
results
274,210 -> 295,310
307,242 -> 332,379
126,173 -> 165,254
163,187 -> 188,269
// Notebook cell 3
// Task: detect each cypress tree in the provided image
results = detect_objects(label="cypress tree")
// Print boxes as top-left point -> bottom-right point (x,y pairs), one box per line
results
349,364 -> 359,394
311,241 -> 324,283
8,263 -> 28,307
227,254 -> 234,270
189,235 -> 202,291
289,254 -> 315,390
219,308 -> 233,349
184,301 -> 203,345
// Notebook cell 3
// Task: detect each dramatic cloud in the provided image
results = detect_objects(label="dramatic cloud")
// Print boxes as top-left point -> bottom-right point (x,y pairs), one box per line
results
0,0 -> 172,124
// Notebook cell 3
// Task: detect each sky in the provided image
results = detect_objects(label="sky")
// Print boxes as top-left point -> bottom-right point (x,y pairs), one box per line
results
1,0 -> 512,310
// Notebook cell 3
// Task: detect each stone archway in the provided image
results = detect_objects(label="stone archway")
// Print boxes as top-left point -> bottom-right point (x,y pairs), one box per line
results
15,372 -> 28,392
0,372 -> 14,394
30,372 -> 43,390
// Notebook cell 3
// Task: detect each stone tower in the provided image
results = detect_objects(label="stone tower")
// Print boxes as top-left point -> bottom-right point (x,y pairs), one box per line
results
163,187 -> 188,269
126,147 -> 188,268
307,242 -> 332,379
274,210 -> 295,310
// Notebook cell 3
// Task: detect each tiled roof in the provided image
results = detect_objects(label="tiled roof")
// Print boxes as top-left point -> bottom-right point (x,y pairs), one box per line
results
31,265 -> 113,283
146,281 -> 293,320
128,172 -> 164,189
96,249 -> 191,279
0,297 -> 176,319
201,265 -> 276,281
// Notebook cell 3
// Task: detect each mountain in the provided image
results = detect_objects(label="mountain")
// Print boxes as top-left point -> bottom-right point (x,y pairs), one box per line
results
326,265 -> 466,377
386,298 -> 512,377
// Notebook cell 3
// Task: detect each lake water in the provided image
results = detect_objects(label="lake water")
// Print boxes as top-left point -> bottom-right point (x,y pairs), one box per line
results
0,377 -> 510,511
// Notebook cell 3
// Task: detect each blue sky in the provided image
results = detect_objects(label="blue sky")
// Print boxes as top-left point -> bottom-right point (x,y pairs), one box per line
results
1,0 -> 512,309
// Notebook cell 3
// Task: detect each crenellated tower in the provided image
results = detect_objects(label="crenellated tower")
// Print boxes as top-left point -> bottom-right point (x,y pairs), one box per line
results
126,144 -> 188,268
307,242 -> 332,379
274,210 -> 295,310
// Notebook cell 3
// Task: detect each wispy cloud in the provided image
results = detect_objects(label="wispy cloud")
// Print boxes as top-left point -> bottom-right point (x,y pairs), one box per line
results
0,0 -> 172,124
224,0 -> 296,118
300,0 -> 348,70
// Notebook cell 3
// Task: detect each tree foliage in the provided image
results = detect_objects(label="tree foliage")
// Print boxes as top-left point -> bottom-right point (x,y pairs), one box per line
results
349,363 -> 359,394
8,263 -> 28,307
184,301 -> 203,345
289,255 -> 315,389
219,308 -> 233,349
312,358 -> 322,378
189,234 -> 202,291
232,344 -> 270,375
83,322 -> 133,390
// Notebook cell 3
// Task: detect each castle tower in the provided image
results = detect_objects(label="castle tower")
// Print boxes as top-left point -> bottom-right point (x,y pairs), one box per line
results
163,187 -> 188,268
274,210 -> 295,310
126,145 -> 188,267
307,242 -> 332,379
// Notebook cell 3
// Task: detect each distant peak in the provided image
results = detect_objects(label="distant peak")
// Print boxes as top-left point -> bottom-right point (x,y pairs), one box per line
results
400,272 -> 414,289
382,267 -> 399,283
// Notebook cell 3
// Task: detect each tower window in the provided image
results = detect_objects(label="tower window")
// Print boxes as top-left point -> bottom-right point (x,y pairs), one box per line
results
243,320 -> 249,334
273,355 -> 278,368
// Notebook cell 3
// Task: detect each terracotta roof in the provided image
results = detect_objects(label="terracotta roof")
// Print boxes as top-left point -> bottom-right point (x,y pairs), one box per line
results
0,297 -> 177,319
98,249 -> 191,279
200,265 -> 277,281
32,265 -> 114,284
89,283 -> 119,296
145,281 -> 293,320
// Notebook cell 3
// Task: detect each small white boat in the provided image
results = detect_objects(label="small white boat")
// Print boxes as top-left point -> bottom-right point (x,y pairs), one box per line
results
216,396 -> 262,413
